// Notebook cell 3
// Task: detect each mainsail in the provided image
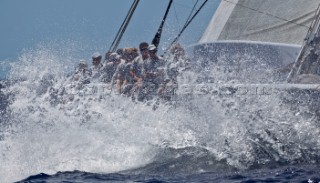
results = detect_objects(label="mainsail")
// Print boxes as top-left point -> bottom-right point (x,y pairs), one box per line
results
200,0 -> 320,45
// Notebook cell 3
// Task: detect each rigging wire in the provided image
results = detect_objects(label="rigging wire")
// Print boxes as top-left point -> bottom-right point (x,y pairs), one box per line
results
286,2 -> 320,82
173,1 -> 181,30
174,2 -> 193,9
307,1 -> 320,35
223,0 -> 311,29
165,0 -> 209,53
109,0 -> 140,52
183,0 -> 199,29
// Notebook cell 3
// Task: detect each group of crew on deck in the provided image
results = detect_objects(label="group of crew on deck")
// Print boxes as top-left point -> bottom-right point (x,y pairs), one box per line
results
71,42 -> 190,101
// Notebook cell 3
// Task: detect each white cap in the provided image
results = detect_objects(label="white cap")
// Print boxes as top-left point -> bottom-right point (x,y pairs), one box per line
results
148,44 -> 157,51
92,52 -> 102,59
109,53 -> 121,60
78,60 -> 88,67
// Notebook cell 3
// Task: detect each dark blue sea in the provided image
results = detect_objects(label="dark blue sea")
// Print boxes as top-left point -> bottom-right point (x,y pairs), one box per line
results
17,165 -> 320,183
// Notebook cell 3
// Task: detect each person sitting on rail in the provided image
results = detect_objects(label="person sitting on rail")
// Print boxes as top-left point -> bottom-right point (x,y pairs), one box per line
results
130,42 -> 149,82
114,48 -> 138,95
58,60 -> 91,104
130,42 -> 150,101
116,48 -> 124,58
72,60 -> 91,85
158,43 -> 190,100
136,44 -> 166,100
101,52 -> 122,84
104,51 -> 113,63
91,52 -> 104,82
169,43 -> 190,70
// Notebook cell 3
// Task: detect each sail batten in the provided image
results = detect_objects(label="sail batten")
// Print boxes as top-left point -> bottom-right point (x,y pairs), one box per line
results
200,0 -> 320,45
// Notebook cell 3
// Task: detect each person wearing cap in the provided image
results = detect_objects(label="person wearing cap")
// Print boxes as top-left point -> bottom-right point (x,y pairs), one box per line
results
91,52 -> 104,82
72,60 -> 91,83
158,43 -> 190,100
129,42 -> 151,101
101,52 -> 123,83
130,42 -> 149,82
144,44 -> 166,82
114,48 -> 138,95
104,51 -> 113,63
78,60 -> 90,74
135,44 -> 165,100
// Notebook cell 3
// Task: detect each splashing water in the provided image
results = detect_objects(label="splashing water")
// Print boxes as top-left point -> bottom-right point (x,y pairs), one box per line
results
1,45 -> 320,183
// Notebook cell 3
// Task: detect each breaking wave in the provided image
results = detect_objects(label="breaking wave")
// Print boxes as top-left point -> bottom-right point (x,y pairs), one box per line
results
1,45 -> 320,183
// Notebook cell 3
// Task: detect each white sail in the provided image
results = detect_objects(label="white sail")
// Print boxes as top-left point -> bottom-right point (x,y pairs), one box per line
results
200,0 -> 320,45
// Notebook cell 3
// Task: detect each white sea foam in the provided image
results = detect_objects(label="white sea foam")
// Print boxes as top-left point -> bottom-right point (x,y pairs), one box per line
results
1,45 -> 320,183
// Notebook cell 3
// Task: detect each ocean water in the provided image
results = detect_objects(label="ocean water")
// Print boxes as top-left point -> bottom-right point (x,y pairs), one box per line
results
1,47 -> 320,183
17,165 -> 320,183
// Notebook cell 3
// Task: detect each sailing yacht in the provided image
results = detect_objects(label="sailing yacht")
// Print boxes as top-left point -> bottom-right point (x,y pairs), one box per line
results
193,0 -> 320,84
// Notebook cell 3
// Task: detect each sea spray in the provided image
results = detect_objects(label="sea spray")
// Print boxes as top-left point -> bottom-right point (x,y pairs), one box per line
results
1,46 -> 320,183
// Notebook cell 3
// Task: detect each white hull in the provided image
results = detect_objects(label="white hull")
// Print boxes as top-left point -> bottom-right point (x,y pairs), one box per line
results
190,41 -> 301,83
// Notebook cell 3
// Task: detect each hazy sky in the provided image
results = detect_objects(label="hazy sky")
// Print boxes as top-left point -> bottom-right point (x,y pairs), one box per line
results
0,0 -> 220,79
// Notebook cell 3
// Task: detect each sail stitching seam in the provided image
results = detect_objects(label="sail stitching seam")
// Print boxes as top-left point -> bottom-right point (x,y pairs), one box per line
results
223,0 -> 312,29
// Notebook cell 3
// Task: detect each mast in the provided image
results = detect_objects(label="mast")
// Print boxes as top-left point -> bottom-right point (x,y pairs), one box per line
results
151,0 -> 173,48
287,3 -> 320,82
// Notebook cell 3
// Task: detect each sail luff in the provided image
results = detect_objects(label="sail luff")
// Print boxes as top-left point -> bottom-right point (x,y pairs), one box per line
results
199,0 -> 239,43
